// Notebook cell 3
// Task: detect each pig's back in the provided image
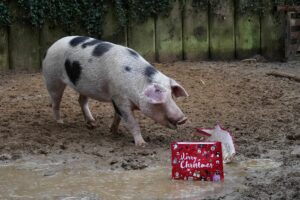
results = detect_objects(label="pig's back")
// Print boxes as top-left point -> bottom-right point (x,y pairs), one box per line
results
43,36 -> 161,102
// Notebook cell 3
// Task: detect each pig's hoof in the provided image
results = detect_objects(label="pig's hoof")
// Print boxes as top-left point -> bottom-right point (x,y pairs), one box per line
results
86,121 -> 97,129
135,140 -> 147,147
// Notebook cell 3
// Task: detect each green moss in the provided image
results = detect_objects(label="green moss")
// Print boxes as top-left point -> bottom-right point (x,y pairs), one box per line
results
156,0 -> 182,62
209,0 -> 235,60
128,19 -> 155,62
183,0 -> 209,60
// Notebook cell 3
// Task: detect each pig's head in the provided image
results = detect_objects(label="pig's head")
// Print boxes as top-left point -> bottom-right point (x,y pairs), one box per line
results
139,79 -> 188,129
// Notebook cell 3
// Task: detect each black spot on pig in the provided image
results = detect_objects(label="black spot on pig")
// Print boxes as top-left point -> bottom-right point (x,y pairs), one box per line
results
112,100 -> 122,117
112,100 -> 128,120
69,36 -> 89,47
144,65 -> 157,80
43,50 -> 48,60
124,66 -> 131,72
127,48 -> 139,59
65,59 -> 82,85
92,42 -> 113,57
82,39 -> 102,48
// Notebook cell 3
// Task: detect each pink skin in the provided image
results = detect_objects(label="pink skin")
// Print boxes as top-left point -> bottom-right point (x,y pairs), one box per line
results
110,83 -> 188,146
140,83 -> 188,130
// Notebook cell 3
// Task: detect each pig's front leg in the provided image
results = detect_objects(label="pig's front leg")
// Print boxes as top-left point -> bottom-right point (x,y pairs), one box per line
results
111,99 -> 146,146
125,112 -> 146,146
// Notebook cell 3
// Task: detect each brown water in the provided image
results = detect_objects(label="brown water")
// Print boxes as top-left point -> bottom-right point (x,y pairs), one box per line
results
0,159 -> 281,200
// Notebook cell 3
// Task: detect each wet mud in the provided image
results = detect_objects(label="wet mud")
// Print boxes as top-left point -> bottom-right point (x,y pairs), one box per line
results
0,61 -> 299,199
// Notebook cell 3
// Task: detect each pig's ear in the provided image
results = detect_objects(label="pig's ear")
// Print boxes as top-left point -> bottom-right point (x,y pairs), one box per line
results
170,79 -> 189,98
143,84 -> 167,104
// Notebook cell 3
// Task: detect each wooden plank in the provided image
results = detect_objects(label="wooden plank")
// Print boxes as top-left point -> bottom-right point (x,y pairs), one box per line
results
102,2 -> 126,45
209,0 -> 235,60
235,0 -> 260,59
8,1 -> 40,71
0,28 -> 9,71
285,12 -> 293,59
183,0 -> 209,60
156,0 -> 182,62
277,5 -> 300,12
128,18 -> 155,62
40,24 -> 67,63
261,0 -> 285,61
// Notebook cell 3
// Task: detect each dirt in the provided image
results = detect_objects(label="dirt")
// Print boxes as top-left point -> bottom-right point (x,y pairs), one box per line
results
0,61 -> 299,199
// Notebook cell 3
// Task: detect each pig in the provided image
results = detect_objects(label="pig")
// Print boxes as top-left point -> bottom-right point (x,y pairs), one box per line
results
42,36 -> 188,146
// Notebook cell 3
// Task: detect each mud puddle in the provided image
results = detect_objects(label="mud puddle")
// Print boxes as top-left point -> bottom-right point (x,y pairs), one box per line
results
0,158 -> 282,200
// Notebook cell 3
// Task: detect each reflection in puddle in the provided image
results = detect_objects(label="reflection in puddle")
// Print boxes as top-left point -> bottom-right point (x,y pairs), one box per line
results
0,159 -> 281,200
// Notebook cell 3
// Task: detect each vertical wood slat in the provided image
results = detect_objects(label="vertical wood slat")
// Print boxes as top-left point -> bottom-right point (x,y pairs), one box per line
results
209,0 -> 235,60
102,2 -> 126,46
0,28 -> 9,70
1,0 -> 289,71
261,0 -> 285,61
156,0 -> 182,62
128,18 -> 155,62
235,0 -> 260,59
40,24 -> 67,64
9,1 -> 40,71
183,0 -> 209,60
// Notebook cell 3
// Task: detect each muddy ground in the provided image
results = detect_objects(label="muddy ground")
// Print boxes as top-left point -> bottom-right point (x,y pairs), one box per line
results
0,61 -> 299,199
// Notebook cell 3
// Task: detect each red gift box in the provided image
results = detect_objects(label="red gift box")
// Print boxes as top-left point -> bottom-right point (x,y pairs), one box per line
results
171,141 -> 224,181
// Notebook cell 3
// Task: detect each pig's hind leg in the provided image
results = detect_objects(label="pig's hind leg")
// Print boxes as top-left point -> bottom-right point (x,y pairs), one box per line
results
78,94 -> 96,129
45,80 -> 66,124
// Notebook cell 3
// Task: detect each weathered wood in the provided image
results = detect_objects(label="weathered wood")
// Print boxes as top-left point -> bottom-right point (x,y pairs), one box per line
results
284,12 -> 300,60
235,0 -> 260,59
261,0 -> 285,61
9,1 -> 40,71
0,28 -> 9,71
128,18 -> 155,62
156,0 -> 182,62
40,24 -> 67,63
277,5 -> 300,12
209,0 -> 235,60
183,0 -> 209,60
266,71 -> 300,82
102,2 -> 126,45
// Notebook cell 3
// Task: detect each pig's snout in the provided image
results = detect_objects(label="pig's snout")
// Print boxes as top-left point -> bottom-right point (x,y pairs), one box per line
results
167,116 -> 188,129
177,116 -> 188,125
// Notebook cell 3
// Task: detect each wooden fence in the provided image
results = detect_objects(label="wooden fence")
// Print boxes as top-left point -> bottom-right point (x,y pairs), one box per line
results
0,0 -> 286,71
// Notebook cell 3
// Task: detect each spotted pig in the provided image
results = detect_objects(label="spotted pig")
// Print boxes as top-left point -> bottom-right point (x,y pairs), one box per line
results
42,36 -> 188,146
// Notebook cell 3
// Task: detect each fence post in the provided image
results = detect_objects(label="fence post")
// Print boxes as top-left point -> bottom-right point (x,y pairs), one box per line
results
0,28 -> 9,71
40,24 -> 68,65
128,18 -> 155,62
8,1 -> 40,71
235,0 -> 260,59
156,0 -> 182,62
261,0 -> 285,61
102,2 -> 126,45
183,0 -> 209,60
209,0 -> 235,60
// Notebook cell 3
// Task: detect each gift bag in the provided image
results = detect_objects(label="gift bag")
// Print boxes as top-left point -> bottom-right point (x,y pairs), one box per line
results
171,141 -> 224,181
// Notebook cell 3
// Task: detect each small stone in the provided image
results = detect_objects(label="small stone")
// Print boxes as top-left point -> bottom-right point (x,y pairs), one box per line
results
291,146 -> 300,156
110,160 -> 118,165
0,154 -> 11,161
43,170 -> 56,177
